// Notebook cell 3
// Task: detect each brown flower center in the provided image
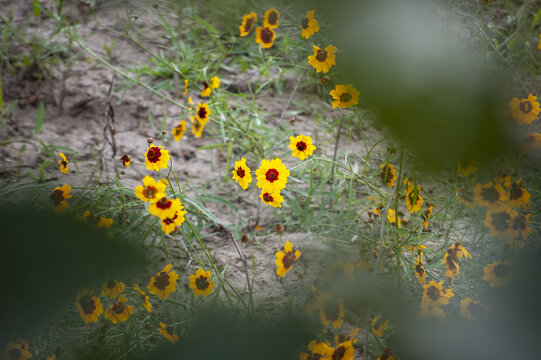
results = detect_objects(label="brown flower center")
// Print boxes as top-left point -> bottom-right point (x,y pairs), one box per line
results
511,215 -> 526,231
156,198 -> 172,210
296,141 -> 307,151
380,165 -> 394,184
154,272 -> 170,290
415,263 -> 425,277
198,106 -> 208,120
143,186 -> 157,200
265,168 -> 279,182
61,160 -> 68,167
263,193 -> 273,202
79,294 -> 97,314
300,17 -> 309,29
260,28 -> 274,44
112,301 -> 126,314
426,286 -> 441,301
519,100 -> 533,114
340,93 -> 352,103
480,187 -> 500,203
267,11 -> 278,25
490,211 -> 511,231
195,275 -> 210,290
50,189 -> 65,206
244,17 -> 255,32
493,263 -> 509,277
316,49 -> 328,62
332,345 -> 346,360
281,251 -> 295,269
236,167 -> 245,178
147,147 -> 162,163
509,183 -> 524,201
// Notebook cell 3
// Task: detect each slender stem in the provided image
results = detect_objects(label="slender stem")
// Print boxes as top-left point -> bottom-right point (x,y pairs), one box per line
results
229,232 -> 254,315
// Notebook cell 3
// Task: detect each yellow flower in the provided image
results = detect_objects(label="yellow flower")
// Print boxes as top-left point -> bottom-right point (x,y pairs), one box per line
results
58,152 -> 68,174
507,213 -> 532,242
506,179 -> 531,208
419,280 -> 454,319
255,27 -> 276,49
442,242 -> 471,280
379,163 -> 397,187
195,103 -> 211,123
319,295 -> 345,329
327,340 -> 354,360
460,297 -> 486,320
259,189 -> 284,207
135,176 -> 167,203
329,84 -> 360,109
189,268 -> 215,296
145,145 -> 170,171
148,197 -> 181,220
421,203 -> 434,228
161,208 -> 187,235
239,12 -> 257,36
457,160 -> 477,176
75,288 -> 103,324
147,264 -> 179,300
300,10 -> 319,39
231,157 -> 252,190
483,260 -> 512,288
172,120 -> 187,141
414,252 -> 426,284
159,322 -> 179,343
79,211 -> 114,229
405,181 -> 424,214
200,76 -> 220,97
508,93 -> 540,124
308,45 -> 337,73
263,8 -> 279,29
483,206 -> 516,239
371,315 -> 389,337
133,284 -> 152,313
299,340 -> 333,360
255,158 -> 290,193
191,119 -> 207,138
3,340 -> 32,360
377,347 -> 399,360
120,154 -> 131,168
473,181 -> 507,209
101,280 -> 125,298
289,135 -> 316,160
50,184 -> 72,213
275,240 -> 301,277
334,328 -> 360,346
387,209 -> 402,228
183,79 -> 189,95
104,295 -> 134,324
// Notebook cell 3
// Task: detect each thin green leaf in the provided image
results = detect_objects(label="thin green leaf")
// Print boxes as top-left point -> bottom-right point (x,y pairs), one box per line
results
33,0 -> 41,17
34,102 -> 45,134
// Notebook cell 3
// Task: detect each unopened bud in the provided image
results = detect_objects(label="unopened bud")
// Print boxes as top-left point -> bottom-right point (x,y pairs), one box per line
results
320,77 -> 328,85
275,224 -> 283,233
241,234 -> 250,243
289,117 -> 296,124
147,137 -> 154,144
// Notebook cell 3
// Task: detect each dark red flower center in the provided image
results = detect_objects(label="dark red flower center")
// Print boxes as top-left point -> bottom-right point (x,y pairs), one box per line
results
340,93 -> 352,103
332,345 -> 346,360
407,188 -> 421,206
61,160 -> 68,167
112,301 -> 126,314
163,214 -> 178,226
198,106 -> 208,120
265,168 -> 279,182
300,17 -> 309,29
380,165 -> 394,184
415,263 -> 425,277
296,141 -> 307,151
260,28 -> 274,43
281,251 -> 295,269
143,186 -> 157,199
493,263 -> 509,277
267,11 -> 278,25
79,294 -> 97,314
509,183 -> 524,201
147,147 -> 162,163
50,189 -> 65,206
195,275 -> 210,290
244,17 -> 255,32
480,187 -> 500,203
519,100 -> 533,114
236,167 -> 245,178
426,286 -> 441,301
154,272 -> 170,290
120,154 -> 130,167
263,193 -> 273,202
316,49 -> 328,62
156,198 -> 173,209
490,211 -> 511,231
511,215 -> 526,231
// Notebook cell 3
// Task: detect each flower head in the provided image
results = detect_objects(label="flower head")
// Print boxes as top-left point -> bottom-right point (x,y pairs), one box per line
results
387,209 -> 402,228
172,120 -> 187,141
263,8 -> 279,29
3,340 -> 32,360
300,10 -> 319,39
189,268 -> 215,296
259,189 -> 284,207
148,197 -> 181,220
120,154 -> 131,168
483,206 -> 516,239
421,203 -> 434,228
183,79 -> 189,95
135,176 -> 166,203
319,295 -> 345,329
145,145 -> 170,171
473,181 -> 507,209
506,179 -> 531,208
232,157 -> 252,190
101,280 -> 125,298
457,160 -> 477,177
330,84 -> 360,109
255,27 -> 276,49
460,297 -> 487,320
75,288 -> 103,324
275,241 -> 301,277
239,12 -> 257,36
147,264 -> 179,299
159,322 -> 179,343
380,163 -> 397,187
289,135 -> 316,160
308,45 -> 337,73
133,284 -> 152,313
483,260 -> 511,288
104,295 -> 134,324
328,340 -> 354,360
371,315 -> 389,337
195,103 -> 210,123
58,153 -> 69,174
50,184 -> 72,213
161,208 -> 187,235
509,93 -> 540,124
200,76 -> 220,97
405,181 -> 424,213
299,340 -> 333,360
419,280 -> 454,318
192,119 -> 207,138
255,158 -> 290,192
507,213 -> 532,242
414,252 -> 426,284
